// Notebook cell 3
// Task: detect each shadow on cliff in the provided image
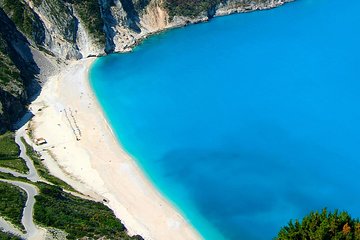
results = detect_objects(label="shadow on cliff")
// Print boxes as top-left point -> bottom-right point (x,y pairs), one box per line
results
100,1 -> 118,53
0,8 -> 42,131
119,0 -> 145,33
12,110 -> 35,131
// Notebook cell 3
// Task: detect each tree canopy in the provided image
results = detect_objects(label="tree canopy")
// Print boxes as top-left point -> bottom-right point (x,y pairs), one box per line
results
276,209 -> 360,240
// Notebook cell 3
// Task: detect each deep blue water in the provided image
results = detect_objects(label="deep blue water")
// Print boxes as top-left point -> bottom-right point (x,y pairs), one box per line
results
90,0 -> 360,239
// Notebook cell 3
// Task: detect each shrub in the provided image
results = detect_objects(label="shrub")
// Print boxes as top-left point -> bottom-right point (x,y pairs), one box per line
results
277,209 -> 360,240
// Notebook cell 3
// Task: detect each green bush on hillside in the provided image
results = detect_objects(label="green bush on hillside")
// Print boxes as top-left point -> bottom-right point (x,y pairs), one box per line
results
276,209 -> 360,240
0,46 -> 21,86
0,181 -> 26,230
0,132 -> 19,159
0,159 -> 29,174
34,183 -> 143,240
0,132 -> 28,174
164,0 -> 222,18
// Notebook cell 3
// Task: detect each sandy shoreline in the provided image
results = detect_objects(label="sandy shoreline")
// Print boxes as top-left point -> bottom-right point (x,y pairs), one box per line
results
29,58 -> 201,240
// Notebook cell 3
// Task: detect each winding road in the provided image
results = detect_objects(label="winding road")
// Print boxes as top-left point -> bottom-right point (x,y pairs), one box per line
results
0,179 -> 43,239
15,126 -> 40,182
0,117 -> 44,239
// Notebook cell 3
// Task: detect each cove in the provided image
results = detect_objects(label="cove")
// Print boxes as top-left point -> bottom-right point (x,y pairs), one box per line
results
90,0 -> 360,239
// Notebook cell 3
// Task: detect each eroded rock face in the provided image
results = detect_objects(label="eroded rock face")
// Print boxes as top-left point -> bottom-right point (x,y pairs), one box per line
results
98,0 -> 293,53
1,0 -> 292,59
0,0 -> 292,130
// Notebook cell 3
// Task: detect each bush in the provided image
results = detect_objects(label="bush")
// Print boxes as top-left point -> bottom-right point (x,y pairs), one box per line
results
164,0 -> 223,18
0,132 -> 19,159
34,183 -> 143,240
276,209 -> 360,240
0,181 -> 26,230
0,132 -> 29,174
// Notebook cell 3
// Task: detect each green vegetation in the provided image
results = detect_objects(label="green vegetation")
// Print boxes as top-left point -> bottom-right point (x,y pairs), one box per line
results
0,171 -> 29,183
34,183 -> 143,240
164,0 -> 222,18
68,0 -> 105,45
0,0 -> 44,43
0,132 -> 28,174
0,40 -> 21,86
0,11 -> 27,132
0,132 -> 19,158
277,209 -> 360,240
0,181 -> 26,230
0,134 -> 142,239
0,231 -> 22,240
0,159 -> 28,174
20,137 -> 74,191
0,134 -> 143,240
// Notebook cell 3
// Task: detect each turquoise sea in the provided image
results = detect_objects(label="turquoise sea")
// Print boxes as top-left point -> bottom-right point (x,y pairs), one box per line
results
90,0 -> 360,239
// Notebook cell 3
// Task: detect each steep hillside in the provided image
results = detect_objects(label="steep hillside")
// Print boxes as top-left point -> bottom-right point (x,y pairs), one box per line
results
0,7 -> 40,132
0,0 -> 292,131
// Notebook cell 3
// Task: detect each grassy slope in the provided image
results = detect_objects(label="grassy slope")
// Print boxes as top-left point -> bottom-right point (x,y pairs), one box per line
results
0,135 -> 143,239
0,132 -> 18,157
0,132 -> 28,174
0,159 -> 28,174
34,183 -> 143,240
0,181 -> 26,230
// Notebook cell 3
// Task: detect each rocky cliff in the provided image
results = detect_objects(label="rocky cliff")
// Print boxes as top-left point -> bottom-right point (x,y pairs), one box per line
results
0,0 -> 292,131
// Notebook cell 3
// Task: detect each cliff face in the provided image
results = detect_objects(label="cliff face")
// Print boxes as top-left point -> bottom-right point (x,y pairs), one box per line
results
1,0 -> 293,59
101,0 -> 293,52
0,0 -> 292,131
0,7 -> 41,132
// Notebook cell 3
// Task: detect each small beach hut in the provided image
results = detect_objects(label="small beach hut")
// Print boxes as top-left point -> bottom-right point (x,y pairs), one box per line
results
35,137 -> 47,145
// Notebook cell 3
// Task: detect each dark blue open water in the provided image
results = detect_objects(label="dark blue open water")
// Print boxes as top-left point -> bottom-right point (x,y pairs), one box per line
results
90,0 -> 360,239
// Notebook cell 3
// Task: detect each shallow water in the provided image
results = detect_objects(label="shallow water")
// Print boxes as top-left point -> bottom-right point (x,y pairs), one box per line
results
90,0 -> 360,239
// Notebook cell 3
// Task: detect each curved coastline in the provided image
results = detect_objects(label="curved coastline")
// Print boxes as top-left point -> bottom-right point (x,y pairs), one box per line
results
88,58 -> 209,239
89,55 -> 228,240
29,58 -> 202,240
24,2 -> 297,239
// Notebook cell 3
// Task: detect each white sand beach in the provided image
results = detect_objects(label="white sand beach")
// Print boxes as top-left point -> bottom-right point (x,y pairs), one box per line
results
29,58 -> 201,240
